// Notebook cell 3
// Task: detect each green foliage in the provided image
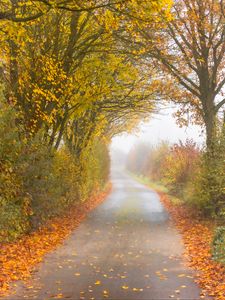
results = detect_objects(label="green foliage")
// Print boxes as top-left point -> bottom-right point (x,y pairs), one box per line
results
0,101 -> 31,241
128,134 -> 225,219
0,0 -> 171,243
187,130 -> 225,216
0,99 -> 110,242
127,139 -> 200,197
212,226 -> 225,264
26,139 -> 109,225
161,140 -> 200,197
143,141 -> 170,181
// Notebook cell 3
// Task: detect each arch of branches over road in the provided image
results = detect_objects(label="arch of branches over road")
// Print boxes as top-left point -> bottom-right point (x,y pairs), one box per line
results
0,0 -> 224,153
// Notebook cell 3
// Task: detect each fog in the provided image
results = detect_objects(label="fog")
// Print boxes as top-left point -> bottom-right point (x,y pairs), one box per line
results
111,106 -> 205,155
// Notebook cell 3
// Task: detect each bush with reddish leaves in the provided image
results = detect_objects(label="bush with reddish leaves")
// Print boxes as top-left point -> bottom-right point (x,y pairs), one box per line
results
161,139 -> 201,196
127,139 -> 201,198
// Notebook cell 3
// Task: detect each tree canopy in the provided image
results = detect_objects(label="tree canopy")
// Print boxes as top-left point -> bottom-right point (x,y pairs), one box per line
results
0,0 -> 173,156
126,0 -> 225,147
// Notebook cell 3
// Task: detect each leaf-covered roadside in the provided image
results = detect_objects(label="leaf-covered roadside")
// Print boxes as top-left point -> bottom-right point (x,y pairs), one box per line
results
0,186 -> 111,297
159,192 -> 225,300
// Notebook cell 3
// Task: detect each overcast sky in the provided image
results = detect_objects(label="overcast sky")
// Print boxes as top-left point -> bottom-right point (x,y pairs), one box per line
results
111,106 -> 205,153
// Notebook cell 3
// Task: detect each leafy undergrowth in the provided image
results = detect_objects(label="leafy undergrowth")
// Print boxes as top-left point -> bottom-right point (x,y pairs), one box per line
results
159,192 -> 225,300
0,186 -> 111,297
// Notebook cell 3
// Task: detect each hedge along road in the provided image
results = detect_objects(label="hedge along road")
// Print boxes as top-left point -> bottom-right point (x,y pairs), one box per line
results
5,168 -> 207,300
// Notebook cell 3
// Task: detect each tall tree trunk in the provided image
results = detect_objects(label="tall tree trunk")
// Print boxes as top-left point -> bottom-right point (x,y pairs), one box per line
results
201,92 -> 217,151
205,111 -> 216,150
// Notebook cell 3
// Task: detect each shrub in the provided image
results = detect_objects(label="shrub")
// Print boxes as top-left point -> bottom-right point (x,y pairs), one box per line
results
187,129 -> 225,217
127,139 -> 202,201
212,226 -> 225,264
161,140 -> 200,196
127,133 -> 225,219
0,98 -> 110,241
143,141 -> 170,181
128,139 -> 200,198
0,102 -> 32,241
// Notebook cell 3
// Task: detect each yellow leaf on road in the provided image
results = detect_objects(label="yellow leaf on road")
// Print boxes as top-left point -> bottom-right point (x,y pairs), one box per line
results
121,285 -> 129,290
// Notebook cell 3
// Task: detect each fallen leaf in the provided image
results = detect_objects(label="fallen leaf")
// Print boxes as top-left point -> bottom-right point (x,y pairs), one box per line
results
121,285 -> 129,290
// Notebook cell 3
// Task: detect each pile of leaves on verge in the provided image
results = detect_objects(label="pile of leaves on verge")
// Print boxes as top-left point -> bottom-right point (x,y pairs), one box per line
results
159,192 -> 225,300
0,187 -> 111,297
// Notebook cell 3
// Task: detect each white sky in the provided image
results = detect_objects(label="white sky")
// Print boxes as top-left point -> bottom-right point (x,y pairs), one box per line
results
111,106 -> 205,153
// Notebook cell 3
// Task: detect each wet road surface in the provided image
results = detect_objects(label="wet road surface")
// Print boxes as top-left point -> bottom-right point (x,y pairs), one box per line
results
5,169 -> 204,300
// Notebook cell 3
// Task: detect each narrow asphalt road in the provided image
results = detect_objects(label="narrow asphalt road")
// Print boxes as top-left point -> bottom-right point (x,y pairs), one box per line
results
6,169 -> 204,300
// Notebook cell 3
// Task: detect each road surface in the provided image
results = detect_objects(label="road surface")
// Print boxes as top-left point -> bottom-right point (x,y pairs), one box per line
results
6,169 -> 204,300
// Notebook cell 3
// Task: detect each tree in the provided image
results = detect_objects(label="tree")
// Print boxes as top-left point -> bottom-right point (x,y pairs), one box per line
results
0,0 -> 128,22
1,2 -> 166,155
134,0 -> 225,149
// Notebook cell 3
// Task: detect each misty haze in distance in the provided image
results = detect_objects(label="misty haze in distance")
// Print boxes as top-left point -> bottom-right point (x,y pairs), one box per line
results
111,106 -> 205,155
